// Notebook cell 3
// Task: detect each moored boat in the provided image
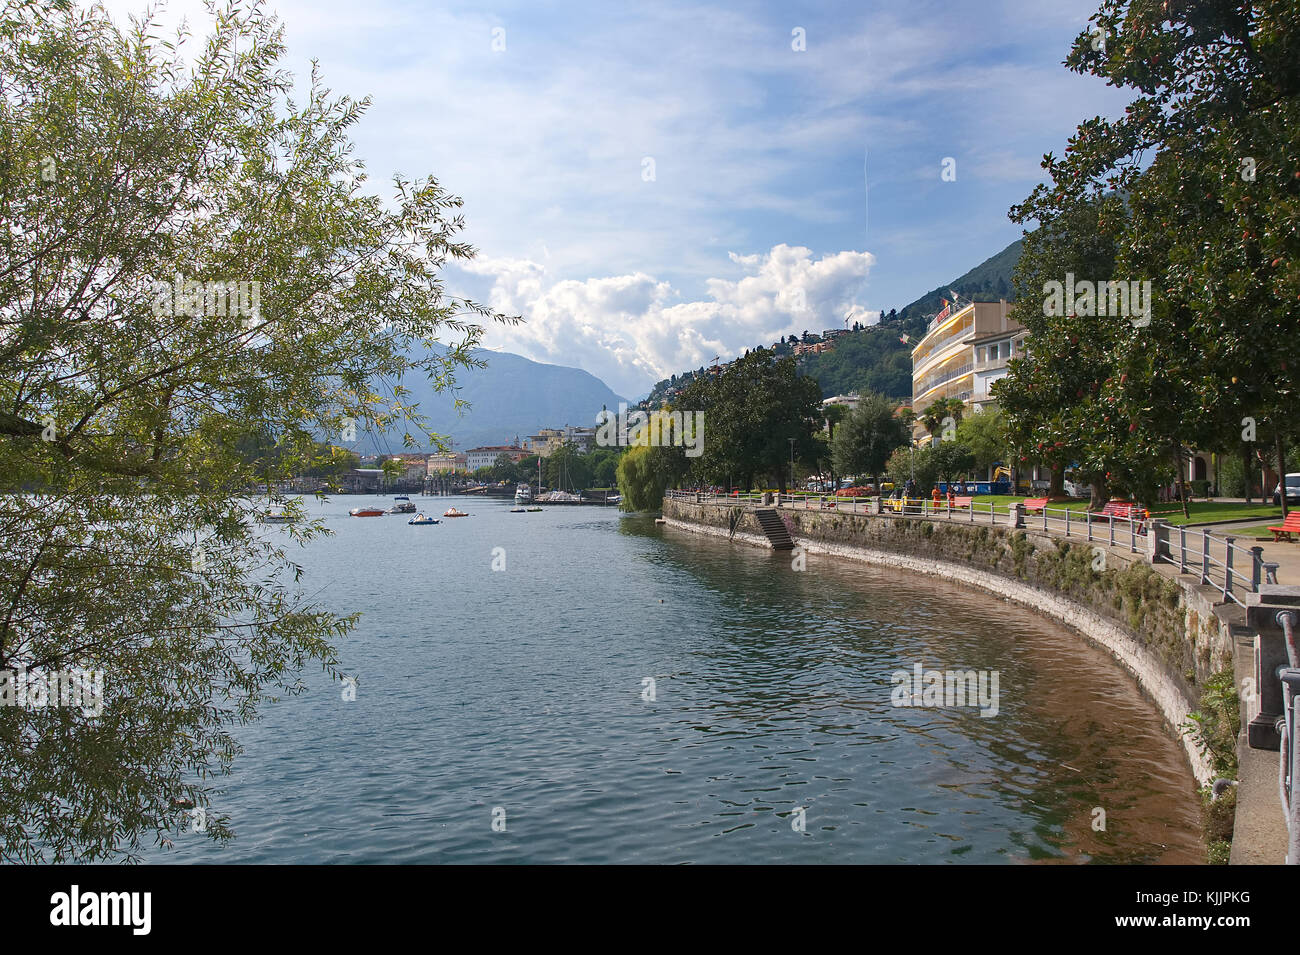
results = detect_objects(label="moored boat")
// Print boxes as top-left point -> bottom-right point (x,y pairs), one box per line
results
408,513 -> 440,525
349,505 -> 386,517
443,507 -> 468,518
509,506 -> 526,513
388,495 -> 417,514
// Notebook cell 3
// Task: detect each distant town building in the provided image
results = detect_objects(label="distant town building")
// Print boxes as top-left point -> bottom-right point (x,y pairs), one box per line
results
526,425 -> 598,456
793,340 -> 833,356
395,455 -> 430,484
426,451 -> 467,474
525,428 -> 565,456
464,446 -> 530,471
343,468 -> 385,493
564,426 -> 597,453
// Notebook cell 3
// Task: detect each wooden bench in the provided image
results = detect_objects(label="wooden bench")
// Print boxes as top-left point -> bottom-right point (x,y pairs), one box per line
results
1099,500 -> 1148,534
949,495 -> 973,509
1101,500 -> 1145,520
1021,497 -> 1049,513
1268,511 -> 1300,542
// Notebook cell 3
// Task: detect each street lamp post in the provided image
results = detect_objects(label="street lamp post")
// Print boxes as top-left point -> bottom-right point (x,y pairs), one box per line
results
788,437 -> 796,493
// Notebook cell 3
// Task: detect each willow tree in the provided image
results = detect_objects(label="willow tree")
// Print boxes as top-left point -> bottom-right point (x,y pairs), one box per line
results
0,1 -> 511,860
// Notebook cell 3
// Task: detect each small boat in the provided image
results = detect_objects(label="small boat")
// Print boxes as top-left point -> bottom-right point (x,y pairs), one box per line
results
442,507 -> 468,518
349,505 -> 386,517
261,511 -> 291,523
408,513 -> 440,525
388,496 -> 417,514
509,507 -> 526,513
526,506 -> 542,512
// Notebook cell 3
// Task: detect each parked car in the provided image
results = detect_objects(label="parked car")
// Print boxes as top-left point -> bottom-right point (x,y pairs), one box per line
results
1274,473 -> 1300,505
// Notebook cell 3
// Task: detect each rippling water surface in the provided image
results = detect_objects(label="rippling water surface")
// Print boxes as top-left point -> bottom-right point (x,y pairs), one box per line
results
146,496 -> 1202,864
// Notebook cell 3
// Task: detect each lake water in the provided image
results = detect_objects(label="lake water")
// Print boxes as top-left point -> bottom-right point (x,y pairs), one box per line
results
146,495 -> 1203,864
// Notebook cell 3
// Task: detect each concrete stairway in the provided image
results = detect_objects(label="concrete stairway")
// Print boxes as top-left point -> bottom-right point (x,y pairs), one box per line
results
754,508 -> 795,550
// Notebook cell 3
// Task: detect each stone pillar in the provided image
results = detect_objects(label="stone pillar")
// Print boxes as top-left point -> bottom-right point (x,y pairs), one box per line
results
1147,519 -> 1169,565
1012,503 -> 1025,529
1245,585 -> 1300,749
870,496 -> 883,515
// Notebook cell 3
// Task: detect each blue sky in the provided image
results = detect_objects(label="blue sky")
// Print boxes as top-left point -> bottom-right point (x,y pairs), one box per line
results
104,0 -> 1131,398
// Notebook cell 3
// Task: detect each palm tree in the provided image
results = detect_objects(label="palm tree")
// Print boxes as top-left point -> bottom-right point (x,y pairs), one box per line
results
919,397 -> 965,445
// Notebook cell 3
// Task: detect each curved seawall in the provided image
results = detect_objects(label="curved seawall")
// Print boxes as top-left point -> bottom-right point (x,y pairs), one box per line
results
662,497 -> 1243,787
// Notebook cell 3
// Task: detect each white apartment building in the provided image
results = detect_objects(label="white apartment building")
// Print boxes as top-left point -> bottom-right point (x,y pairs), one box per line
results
911,300 -> 1026,440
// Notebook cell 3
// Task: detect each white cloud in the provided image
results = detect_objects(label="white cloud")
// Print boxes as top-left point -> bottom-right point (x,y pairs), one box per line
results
462,243 -> 874,397
93,0 -> 1132,400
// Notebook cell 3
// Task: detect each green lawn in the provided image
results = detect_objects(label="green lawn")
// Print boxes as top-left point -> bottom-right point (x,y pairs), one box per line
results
1216,522 -> 1289,537
1147,502 -> 1282,526
976,494 -> 1092,511
966,496 -> 1282,526
786,491 -> 1284,526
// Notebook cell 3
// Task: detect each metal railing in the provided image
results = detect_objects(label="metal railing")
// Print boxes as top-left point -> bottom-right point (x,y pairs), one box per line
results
665,490 -> 1278,604
1156,523 -> 1274,607
1277,611 -> 1300,864
914,362 -> 974,399
912,314 -> 973,366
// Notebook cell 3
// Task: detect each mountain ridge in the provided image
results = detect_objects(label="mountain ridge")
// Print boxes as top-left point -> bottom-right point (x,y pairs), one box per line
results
357,346 -> 626,453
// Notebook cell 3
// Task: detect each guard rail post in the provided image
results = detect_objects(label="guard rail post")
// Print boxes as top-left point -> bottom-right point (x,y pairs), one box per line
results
1245,587 -> 1300,750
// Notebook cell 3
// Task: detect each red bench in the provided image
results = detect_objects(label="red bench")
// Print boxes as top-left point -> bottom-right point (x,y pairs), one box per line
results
1269,512 -> 1300,542
1099,500 -> 1148,532
949,495 -> 973,508
1021,497 -> 1049,513
1101,500 -> 1145,520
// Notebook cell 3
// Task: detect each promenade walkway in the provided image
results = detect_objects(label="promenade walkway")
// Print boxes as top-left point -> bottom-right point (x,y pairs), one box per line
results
668,491 -> 1285,602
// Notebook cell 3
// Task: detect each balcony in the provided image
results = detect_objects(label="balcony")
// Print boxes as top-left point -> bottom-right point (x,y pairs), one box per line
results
914,362 -> 973,400
973,354 -> 1010,373
911,312 -> 974,368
